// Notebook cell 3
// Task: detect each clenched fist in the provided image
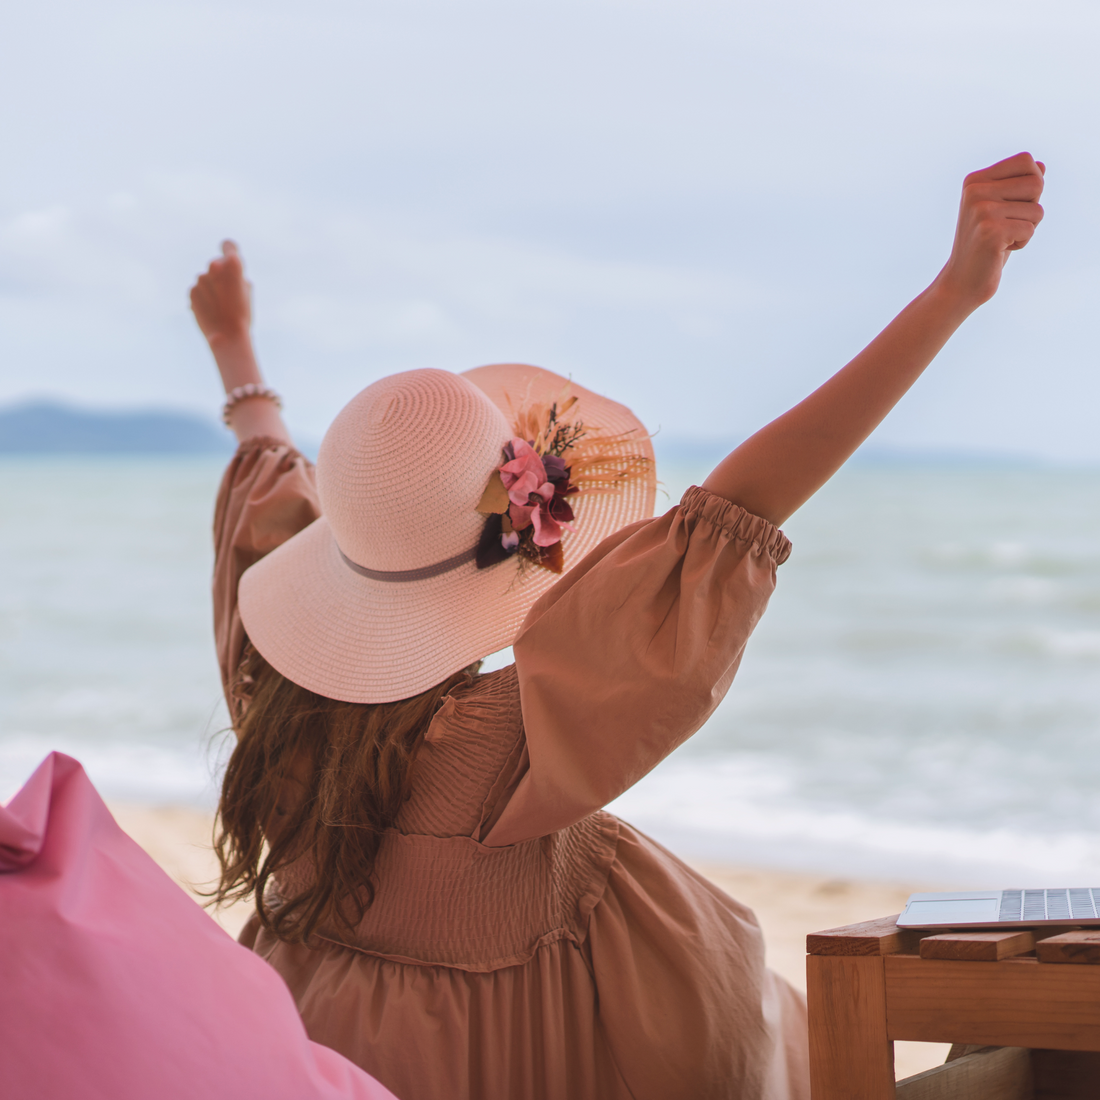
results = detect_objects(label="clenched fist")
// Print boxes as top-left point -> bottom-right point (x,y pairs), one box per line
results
190,240 -> 252,346
938,152 -> 1045,307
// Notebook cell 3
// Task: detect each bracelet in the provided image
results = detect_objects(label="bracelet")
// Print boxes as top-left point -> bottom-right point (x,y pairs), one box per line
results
222,383 -> 283,426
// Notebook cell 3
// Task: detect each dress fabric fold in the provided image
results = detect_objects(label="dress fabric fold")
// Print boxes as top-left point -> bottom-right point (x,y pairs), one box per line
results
218,438 -> 810,1100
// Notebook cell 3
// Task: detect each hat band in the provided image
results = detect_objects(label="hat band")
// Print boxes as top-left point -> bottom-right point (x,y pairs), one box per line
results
339,545 -> 478,583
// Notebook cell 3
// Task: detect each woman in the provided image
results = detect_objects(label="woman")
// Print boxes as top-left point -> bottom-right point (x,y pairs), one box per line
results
192,152 -> 1044,1100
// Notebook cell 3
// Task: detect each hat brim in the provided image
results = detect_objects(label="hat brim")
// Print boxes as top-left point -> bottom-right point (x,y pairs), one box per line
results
238,363 -> 656,703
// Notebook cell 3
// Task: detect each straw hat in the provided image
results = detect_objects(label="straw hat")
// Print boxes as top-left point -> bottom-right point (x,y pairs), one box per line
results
238,364 -> 656,703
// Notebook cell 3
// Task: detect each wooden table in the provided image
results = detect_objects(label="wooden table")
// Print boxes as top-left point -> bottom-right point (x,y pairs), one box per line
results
806,916 -> 1100,1099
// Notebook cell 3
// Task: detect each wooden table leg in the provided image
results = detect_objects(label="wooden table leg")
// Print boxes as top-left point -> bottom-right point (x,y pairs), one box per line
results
808,954 -> 895,1100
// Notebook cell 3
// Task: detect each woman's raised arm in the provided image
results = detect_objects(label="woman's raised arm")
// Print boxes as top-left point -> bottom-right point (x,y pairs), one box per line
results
190,241 -> 292,446
703,152 -> 1046,526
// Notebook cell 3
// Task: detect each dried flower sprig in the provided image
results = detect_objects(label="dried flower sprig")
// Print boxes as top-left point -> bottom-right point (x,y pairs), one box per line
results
475,386 -> 651,575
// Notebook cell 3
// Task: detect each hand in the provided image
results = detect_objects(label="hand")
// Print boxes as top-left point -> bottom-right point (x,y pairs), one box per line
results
190,240 -> 253,346
703,154 -> 1046,524
936,152 -> 1045,308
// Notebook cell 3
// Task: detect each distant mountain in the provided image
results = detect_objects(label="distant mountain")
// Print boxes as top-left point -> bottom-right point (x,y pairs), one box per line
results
0,401 -> 232,455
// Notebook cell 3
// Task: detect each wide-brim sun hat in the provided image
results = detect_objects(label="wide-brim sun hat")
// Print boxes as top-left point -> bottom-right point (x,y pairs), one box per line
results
238,363 -> 656,704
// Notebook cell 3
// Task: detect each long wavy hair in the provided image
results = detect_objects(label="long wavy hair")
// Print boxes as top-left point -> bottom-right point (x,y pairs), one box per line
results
210,644 -> 479,944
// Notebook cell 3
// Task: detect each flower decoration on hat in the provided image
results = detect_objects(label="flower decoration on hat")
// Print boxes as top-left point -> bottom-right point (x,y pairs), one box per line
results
475,389 -> 651,575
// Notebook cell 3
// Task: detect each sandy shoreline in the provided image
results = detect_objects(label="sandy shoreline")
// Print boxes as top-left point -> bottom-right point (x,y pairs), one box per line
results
109,801 -> 950,1082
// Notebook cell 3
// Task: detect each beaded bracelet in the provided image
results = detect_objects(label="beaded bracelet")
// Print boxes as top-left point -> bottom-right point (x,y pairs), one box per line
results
222,383 -> 283,426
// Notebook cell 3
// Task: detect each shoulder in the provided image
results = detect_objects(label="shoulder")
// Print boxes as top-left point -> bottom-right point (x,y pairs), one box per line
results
424,665 -> 523,748
395,666 -> 526,838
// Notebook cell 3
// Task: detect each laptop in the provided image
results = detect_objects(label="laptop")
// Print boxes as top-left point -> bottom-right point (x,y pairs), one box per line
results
897,889 -> 1100,929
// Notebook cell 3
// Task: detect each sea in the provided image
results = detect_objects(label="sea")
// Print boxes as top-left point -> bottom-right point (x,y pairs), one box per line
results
4,453 -> 1100,887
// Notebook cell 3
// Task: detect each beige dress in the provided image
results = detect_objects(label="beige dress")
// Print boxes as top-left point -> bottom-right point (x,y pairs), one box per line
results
214,438 -> 809,1100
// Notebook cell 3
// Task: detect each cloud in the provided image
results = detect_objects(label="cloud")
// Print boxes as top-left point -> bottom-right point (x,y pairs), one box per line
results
1,0 -> 1098,454
0,170 -> 774,435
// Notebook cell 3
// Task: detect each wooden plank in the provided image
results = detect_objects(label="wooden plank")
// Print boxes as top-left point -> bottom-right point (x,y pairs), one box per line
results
807,954 -> 895,1099
885,955 -> 1100,1050
895,1046 -> 1032,1100
920,932 -> 1035,963
807,914 -> 923,957
1036,932 -> 1100,965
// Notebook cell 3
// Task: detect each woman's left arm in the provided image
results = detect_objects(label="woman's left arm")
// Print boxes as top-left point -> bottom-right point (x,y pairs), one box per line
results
704,152 -> 1046,525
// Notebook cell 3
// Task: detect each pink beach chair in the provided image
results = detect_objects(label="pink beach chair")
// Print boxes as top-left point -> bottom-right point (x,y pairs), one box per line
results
0,752 -> 400,1100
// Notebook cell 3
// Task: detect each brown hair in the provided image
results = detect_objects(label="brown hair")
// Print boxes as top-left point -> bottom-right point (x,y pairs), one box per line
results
211,645 -> 479,944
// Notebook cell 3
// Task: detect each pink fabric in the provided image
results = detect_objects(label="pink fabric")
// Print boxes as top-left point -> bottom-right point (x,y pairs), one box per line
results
499,438 -> 567,546
0,752 -> 400,1100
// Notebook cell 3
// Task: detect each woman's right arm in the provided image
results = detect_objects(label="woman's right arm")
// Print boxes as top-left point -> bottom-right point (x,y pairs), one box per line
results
704,152 -> 1045,526
190,240 -> 292,446
192,242 -> 320,704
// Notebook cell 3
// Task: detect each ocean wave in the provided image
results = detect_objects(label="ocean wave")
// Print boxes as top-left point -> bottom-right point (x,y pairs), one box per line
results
609,755 -> 1100,884
0,734 -> 222,807
923,541 -> 1093,577
984,576 -> 1060,606
1003,628 -> 1100,660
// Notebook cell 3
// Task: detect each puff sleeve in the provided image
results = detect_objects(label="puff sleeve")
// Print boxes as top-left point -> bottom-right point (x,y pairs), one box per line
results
212,437 -> 321,706
482,485 -> 791,846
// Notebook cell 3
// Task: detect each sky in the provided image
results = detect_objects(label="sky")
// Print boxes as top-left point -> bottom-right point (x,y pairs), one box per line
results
1,0 -> 1098,458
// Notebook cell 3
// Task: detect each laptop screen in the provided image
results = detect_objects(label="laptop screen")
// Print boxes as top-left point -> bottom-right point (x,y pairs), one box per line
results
903,897 -> 1000,923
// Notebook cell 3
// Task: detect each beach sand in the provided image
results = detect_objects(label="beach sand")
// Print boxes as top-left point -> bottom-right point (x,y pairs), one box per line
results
109,802 -> 950,1082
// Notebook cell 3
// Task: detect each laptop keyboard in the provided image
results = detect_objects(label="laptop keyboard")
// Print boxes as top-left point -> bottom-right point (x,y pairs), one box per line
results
998,888 -> 1100,921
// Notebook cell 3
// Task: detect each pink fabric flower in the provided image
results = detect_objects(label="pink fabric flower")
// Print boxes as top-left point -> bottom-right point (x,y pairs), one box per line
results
529,500 -> 567,547
498,438 -> 573,548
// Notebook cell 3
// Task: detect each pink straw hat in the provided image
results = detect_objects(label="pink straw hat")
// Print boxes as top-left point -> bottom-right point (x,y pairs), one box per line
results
238,363 -> 656,703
